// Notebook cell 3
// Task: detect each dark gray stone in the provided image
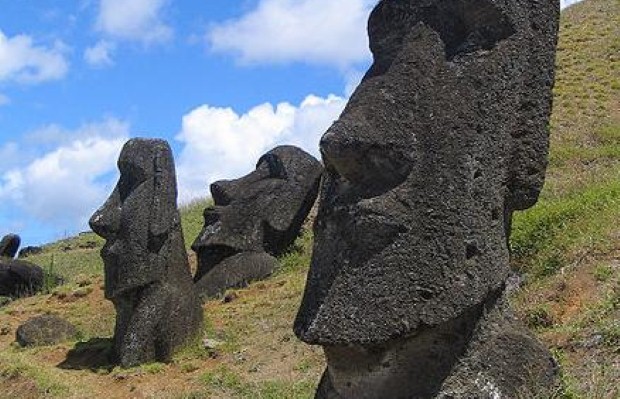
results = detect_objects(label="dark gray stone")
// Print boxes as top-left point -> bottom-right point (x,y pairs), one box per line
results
192,145 -> 322,299
18,246 -> 43,258
0,234 -> 20,258
89,138 -> 203,368
0,259 -> 44,297
16,315 -> 77,347
294,0 -> 560,397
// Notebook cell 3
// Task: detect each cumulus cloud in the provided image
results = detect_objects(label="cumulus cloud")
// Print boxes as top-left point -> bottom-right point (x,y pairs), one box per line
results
84,40 -> 116,67
208,0 -> 374,69
0,119 -> 129,230
175,94 -> 346,202
0,30 -> 69,84
561,0 -> 583,9
96,0 -> 172,44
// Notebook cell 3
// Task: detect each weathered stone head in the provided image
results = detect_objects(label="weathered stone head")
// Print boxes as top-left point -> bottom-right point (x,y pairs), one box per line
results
0,234 -> 21,259
294,0 -> 560,397
90,138 -> 202,368
0,259 -> 44,297
192,145 -> 322,299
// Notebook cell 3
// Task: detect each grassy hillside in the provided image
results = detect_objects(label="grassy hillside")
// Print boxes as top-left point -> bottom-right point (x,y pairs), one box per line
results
1,0 -> 618,398
509,0 -> 619,397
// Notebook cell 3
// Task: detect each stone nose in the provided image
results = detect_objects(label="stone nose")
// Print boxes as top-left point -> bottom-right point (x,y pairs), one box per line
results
89,206 -> 120,240
321,126 -> 414,195
210,180 -> 233,206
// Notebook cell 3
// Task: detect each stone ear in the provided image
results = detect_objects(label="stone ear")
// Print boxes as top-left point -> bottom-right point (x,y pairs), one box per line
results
148,145 -> 175,242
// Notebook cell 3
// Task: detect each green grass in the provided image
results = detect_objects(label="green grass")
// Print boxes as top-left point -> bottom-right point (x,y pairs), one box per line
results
1,1 -> 619,398
511,176 -> 620,278
195,366 -> 315,399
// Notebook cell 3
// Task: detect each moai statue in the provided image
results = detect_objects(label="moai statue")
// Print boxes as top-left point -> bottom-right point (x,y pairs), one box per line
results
294,0 -> 561,398
192,145 -> 322,299
0,234 -> 21,258
90,138 -> 203,368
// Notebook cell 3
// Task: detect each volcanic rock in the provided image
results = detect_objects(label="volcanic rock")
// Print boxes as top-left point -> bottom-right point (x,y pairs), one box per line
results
192,145 -> 322,299
294,0 -> 561,397
89,138 -> 203,368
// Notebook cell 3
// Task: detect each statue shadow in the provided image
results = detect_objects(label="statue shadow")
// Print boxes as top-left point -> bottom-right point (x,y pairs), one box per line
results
57,338 -> 115,372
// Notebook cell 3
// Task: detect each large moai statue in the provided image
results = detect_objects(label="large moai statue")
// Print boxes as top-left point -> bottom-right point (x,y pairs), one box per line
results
294,0 -> 560,398
90,138 -> 203,368
0,234 -> 21,258
192,145 -> 322,299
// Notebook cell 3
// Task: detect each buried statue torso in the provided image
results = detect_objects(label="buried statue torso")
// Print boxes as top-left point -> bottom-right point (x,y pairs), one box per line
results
294,0 -> 560,397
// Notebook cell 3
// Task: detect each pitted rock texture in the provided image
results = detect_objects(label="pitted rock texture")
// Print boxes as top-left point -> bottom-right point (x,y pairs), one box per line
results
16,315 -> 77,347
192,145 -> 322,299
294,0 -> 560,397
0,259 -> 44,297
90,138 -> 203,368
0,234 -> 21,258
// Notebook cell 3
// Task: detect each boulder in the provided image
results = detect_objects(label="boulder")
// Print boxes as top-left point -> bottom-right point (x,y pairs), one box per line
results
192,145 -> 322,299
0,259 -> 44,297
18,246 -> 43,258
16,315 -> 77,347
294,0 -> 561,397
0,234 -> 20,258
89,138 -> 203,368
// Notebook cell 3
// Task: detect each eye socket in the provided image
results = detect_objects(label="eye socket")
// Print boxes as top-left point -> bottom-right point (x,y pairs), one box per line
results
117,161 -> 148,201
256,153 -> 288,180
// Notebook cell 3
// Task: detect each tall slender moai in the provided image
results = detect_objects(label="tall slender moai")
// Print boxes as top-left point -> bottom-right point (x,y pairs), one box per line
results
294,0 -> 560,398
90,138 -> 203,368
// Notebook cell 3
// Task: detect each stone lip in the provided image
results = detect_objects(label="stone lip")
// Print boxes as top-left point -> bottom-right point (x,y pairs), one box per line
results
313,291 -> 559,399
16,315 -> 77,347
192,145 -> 322,298
294,0 -> 560,346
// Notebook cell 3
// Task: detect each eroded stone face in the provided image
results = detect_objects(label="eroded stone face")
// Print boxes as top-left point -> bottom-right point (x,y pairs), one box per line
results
295,0 -> 559,346
89,138 -> 202,368
294,0 -> 560,397
192,145 -> 322,299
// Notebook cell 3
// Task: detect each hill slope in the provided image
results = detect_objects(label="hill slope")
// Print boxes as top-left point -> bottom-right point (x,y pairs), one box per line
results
1,1 -> 618,398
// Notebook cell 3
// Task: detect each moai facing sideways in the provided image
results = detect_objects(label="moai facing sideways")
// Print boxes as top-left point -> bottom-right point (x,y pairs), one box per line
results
90,138 -> 202,368
294,0 -> 561,398
192,145 -> 322,299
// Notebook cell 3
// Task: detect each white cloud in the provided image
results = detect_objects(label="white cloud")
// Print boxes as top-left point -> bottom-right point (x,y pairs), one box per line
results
0,93 -> 9,106
0,119 -> 129,228
175,94 -> 346,202
561,0 -> 583,9
208,0 -> 374,69
96,0 -> 172,44
84,40 -> 116,67
0,30 -> 69,84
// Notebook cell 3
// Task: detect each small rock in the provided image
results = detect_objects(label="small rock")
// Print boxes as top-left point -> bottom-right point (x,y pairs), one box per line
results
202,338 -> 222,350
582,333 -> 604,349
18,246 -> 43,258
222,292 -> 238,303
78,241 -> 98,250
15,315 -> 77,347
0,324 -> 10,335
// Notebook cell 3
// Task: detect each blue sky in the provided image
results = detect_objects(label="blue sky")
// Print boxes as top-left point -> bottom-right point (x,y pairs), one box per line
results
0,0 -> 582,246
